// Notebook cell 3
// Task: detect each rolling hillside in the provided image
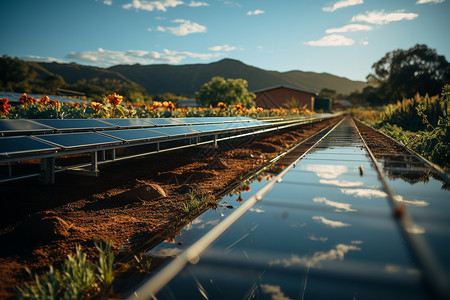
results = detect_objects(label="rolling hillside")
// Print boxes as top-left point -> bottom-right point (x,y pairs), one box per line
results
108,58 -> 367,95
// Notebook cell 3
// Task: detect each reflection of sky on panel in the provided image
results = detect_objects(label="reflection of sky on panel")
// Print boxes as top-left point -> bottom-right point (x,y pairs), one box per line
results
205,204 -> 415,268
263,181 -> 391,214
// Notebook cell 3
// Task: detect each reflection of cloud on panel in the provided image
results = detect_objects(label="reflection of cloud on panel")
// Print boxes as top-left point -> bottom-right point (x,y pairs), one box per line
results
150,247 -> 182,258
340,188 -> 387,198
270,243 -> 361,268
301,164 -> 348,179
394,195 -> 429,207
406,224 -> 426,234
308,234 -> 328,242
313,197 -> 356,212
313,216 -> 351,228
319,179 -> 363,187
384,264 -> 420,275
183,218 -> 220,231
260,284 -> 292,300
351,240 -> 363,244
250,207 -> 265,213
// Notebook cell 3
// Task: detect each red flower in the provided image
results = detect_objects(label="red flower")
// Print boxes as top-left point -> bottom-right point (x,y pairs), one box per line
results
0,98 -> 11,115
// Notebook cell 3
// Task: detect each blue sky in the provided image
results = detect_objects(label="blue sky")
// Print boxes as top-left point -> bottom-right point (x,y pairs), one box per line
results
1,0 -> 449,81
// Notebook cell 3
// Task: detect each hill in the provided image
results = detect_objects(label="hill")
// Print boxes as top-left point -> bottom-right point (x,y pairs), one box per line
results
108,58 -> 367,95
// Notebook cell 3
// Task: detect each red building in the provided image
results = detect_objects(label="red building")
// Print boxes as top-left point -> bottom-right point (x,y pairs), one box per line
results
252,85 -> 316,110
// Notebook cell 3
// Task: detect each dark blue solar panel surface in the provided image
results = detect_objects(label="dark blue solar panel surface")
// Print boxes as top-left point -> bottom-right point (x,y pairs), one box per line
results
0,136 -> 59,156
150,126 -> 201,137
33,119 -> 117,131
100,118 -> 155,128
35,132 -> 121,149
100,129 -> 168,142
0,119 -> 55,135
144,118 -> 182,126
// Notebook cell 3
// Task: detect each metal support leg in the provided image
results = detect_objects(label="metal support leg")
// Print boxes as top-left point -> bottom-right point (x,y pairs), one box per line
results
40,157 -> 55,184
99,150 -> 106,161
214,134 -> 218,148
111,149 -> 116,161
8,162 -> 12,178
157,142 -> 160,152
91,151 -> 99,173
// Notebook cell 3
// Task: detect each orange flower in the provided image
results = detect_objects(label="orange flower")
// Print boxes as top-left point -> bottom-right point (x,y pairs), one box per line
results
256,107 -> 264,113
0,98 -> 11,115
91,101 -> 103,111
37,96 -> 51,105
163,101 -> 169,107
107,93 -> 123,107
19,93 -> 34,104
217,102 -> 227,109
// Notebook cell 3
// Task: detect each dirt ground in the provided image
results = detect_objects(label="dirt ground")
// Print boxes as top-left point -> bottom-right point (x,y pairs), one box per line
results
0,117 -> 408,298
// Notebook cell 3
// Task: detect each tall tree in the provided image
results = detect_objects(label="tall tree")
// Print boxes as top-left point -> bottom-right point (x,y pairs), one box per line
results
367,44 -> 450,103
195,76 -> 255,107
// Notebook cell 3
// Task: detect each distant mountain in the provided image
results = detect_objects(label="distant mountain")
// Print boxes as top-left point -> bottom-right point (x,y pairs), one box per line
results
38,62 -> 135,84
108,58 -> 367,95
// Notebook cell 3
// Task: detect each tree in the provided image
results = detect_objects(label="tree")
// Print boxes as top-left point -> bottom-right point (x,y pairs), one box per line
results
319,88 -> 337,99
195,76 -> 256,107
367,44 -> 450,103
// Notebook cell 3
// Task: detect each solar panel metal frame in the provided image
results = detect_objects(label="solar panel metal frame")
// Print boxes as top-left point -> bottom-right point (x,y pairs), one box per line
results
144,118 -> 183,126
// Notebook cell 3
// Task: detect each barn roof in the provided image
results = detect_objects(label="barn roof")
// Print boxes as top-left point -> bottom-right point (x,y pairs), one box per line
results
252,84 -> 317,96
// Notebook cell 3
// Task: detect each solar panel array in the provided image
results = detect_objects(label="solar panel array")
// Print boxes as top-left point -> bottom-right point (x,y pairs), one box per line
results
0,115 -> 337,183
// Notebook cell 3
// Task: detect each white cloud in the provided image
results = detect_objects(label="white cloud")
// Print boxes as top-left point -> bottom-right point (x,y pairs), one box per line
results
323,0 -> 363,12
260,284 -> 291,300
319,179 -> 363,187
103,0 -> 113,5
208,45 -> 236,51
270,243 -> 361,268
326,24 -> 373,34
247,9 -> 265,16
304,34 -> 355,47
360,38 -> 369,45
308,234 -> 328,242
187,1 -> 209,6
300,164 -> 348,178
313,197 -> 356,212
416,0 -> 445,3
312,216 -> 351,228
122,0 -> 184,12
156,19 -> 206,35
65,48 -> 221,67
351,10 -> 419,25
340,188 -> 387,198
22,55 -> 66,64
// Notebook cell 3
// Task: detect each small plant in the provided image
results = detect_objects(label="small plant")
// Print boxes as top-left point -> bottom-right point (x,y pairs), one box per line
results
16,241 -> 116,300
182,190 -> 215,215
133,253 -> 152,274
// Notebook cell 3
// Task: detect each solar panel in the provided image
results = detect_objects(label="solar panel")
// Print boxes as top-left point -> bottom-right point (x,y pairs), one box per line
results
100,118 -> 155,128
33,119 -> 117,131
0,136 -> 59,157
99,129 -> 168,142
150,126 -> 201,137
0,119 -> 55,136
34,132 -> 121,149
171,118 -> 206,125
144,118 -> 182,126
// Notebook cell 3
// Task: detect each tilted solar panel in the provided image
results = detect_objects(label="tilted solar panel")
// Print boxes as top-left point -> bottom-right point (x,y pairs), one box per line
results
150,126 -> 201,137
34,132 -> 121,149
144,118 -> 182,126
33,119 -> 117,132
100,118 -> 155,129
0,119 -> 55,136
99,129 -> 168,142
0,136 -> 59,157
